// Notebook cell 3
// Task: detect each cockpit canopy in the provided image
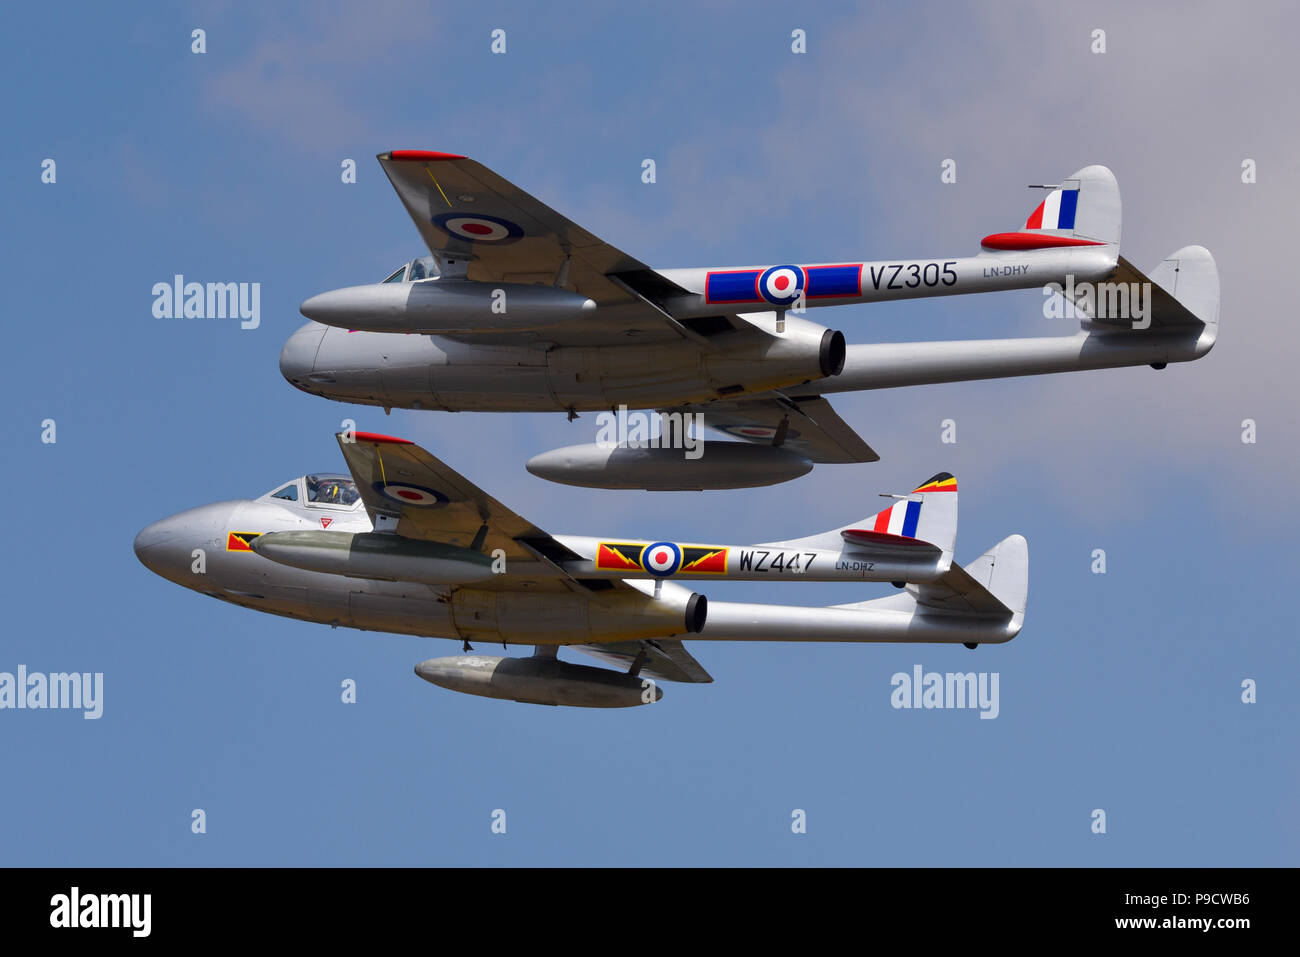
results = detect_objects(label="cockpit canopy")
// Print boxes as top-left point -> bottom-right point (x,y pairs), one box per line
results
381,256 -> 440,284
262,473 -> 361,507
306,473 -> 360,505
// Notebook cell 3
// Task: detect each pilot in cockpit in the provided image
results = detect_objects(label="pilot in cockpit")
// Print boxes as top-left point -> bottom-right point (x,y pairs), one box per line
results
305,474 -> 359,506
316,478 -> 343,503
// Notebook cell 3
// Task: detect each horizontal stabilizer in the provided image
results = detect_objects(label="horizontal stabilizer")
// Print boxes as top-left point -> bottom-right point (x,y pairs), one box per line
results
1066,245 -> 1219,338
910,533 -> 1028,624
829,534 -> 1028,641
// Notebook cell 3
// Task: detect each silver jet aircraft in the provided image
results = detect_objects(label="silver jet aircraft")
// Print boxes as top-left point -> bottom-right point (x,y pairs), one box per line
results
134,433 -> 1025,707
279,151 -> 1219,489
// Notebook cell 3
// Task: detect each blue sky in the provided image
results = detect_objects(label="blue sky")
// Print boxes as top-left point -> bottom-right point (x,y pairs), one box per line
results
3,1 -> 1296,865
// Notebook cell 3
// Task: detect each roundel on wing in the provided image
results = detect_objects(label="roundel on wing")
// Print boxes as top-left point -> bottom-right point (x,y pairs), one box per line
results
372,481 -> 449,507
431,212 -> 524,244
642,542 -> 682,577
758,265 -> 806,305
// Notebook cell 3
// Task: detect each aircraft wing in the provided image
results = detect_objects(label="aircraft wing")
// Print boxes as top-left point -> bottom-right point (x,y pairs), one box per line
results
378,150 -> 666,309
570,639 -> 714,684
375,151 -> 780,348
335,431 -> 679,599
335,430 -> 554,564
672,394 -> 879,464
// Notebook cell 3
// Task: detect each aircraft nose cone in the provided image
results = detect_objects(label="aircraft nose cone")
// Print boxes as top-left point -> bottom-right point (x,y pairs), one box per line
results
279,322 -> 326,386
133,517 -> 190,581
133,503 -> 234,583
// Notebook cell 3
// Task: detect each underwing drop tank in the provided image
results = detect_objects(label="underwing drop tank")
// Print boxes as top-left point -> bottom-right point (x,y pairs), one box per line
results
250,530 -> 497,585
299,280 -> 596,334
526,442 -> 813,490
414,654 -> 663,707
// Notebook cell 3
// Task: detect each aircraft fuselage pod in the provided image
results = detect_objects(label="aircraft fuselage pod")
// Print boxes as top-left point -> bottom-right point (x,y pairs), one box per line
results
281,307 -> 845,413
132,481 -> 706,649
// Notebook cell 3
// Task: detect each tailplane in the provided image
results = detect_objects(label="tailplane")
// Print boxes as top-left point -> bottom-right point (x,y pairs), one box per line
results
832,534 -> 1029,644
1069,244 -> 1219,350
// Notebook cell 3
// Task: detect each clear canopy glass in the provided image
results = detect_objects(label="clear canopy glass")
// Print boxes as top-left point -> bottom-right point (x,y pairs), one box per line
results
381,256 -> 439,283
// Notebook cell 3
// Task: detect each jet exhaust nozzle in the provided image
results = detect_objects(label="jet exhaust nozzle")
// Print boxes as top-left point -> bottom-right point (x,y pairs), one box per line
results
820,329 -> 846,377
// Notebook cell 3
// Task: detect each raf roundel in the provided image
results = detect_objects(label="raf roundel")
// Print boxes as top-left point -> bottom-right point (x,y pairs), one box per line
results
642,542 -> 682,577
431,212 -> 524,245
758,265 -> 806,306
372,481 -> 449,507
720,424 -> 803,441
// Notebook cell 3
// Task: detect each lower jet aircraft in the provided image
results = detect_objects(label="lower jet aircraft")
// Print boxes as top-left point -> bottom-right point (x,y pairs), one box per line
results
279,151 -> 1219,490
133,432 -> 1026,707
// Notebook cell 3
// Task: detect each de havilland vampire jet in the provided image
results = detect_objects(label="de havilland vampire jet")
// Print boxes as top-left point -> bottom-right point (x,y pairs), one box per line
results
279,151 -> 1220,490
133,432 -> 1026,707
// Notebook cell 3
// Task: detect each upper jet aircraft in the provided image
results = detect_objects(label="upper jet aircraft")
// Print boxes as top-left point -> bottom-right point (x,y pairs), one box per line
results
281,151 -> 1219,489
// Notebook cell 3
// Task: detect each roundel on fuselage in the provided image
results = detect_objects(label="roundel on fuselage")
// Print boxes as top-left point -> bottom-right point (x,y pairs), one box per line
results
642,542 -> 682,577
758,265 -> 805,305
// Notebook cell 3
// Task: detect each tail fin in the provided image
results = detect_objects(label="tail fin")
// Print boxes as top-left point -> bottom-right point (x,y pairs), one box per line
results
981,165 -> 1121,252
848,472 -> 958,565
773,472 -> 958,575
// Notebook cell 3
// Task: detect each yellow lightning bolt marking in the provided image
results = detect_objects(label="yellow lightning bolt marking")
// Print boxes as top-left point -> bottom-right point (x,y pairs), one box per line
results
682,548 -> 725,571
597,543 -> 644,570
424,167 -> 452,208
